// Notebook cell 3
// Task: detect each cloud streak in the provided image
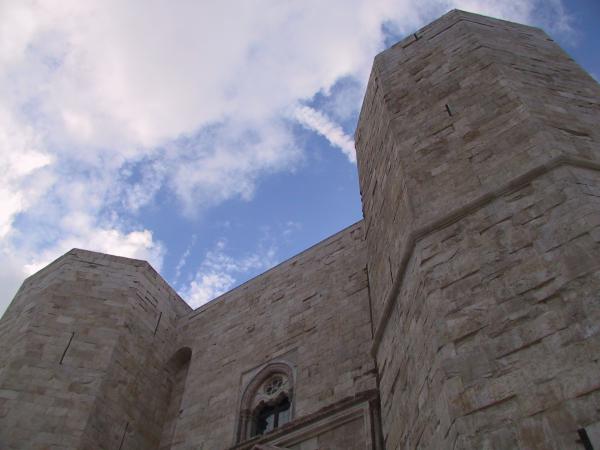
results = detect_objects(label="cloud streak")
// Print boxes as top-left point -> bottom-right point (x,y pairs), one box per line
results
294,106 -> 356,162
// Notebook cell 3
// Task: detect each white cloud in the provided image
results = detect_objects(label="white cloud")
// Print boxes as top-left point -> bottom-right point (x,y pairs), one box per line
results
294,106 -> 356,163
174,234 -> 197,283
283,221 -> 303,238
320,78 -> 365,123
165,118 -> 302,215
22,224 -> 163,276
0,0 -> 573,313
0,251 -> 29,315
121,160 -> 167,212
185,272 -> 236,310
0,107 -> 54,239
182,239 -> 277,308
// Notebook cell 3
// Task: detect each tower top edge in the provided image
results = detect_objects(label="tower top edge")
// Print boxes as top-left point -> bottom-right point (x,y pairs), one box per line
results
23,248 -> 192,313
375,8 -> 545,61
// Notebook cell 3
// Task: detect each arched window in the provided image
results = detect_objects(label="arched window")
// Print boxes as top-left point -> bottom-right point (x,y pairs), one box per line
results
251,374 -> 291,436
237,362 -> 294,442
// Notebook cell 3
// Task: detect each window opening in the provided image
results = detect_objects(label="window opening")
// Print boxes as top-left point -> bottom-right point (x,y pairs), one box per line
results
253,396 -> 291,436
237,362 -> 294,443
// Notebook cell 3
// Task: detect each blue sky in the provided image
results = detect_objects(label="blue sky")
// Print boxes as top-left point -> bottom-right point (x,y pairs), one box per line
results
1,0 -> 598,315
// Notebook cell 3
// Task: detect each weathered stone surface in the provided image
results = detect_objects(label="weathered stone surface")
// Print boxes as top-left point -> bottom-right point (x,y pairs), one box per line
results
172,223 -> 377,449
252,445 -> 289,450
356,9 -> 600,450
0,224 -> 379,450
0,250 -> 191,449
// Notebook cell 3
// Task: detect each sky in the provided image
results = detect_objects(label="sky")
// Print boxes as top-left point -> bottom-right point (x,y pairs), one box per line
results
1,0 -> 599,316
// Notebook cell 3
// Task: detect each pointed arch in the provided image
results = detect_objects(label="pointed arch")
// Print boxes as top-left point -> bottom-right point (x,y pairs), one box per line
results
237,361 -> 295,442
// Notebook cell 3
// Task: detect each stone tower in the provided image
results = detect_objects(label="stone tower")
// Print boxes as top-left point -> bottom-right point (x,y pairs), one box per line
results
1,9 -> 600,450
356,9 -> 600,450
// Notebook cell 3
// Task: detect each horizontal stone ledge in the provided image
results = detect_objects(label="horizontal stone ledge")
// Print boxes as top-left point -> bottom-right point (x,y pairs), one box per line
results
370,155 -> 600,357
230,389 -> 379,450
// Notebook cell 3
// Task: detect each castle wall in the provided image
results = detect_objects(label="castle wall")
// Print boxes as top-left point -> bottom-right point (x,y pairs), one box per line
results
171,222 -> 379,449
356,10 -> 600,450
0,223 -> 379,450
377,166 -> 600,449
2,9 -> 600,450
0,250 -> 191,449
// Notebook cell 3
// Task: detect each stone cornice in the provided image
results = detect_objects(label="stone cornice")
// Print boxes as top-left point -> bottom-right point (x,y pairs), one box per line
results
370,156 -> 600,356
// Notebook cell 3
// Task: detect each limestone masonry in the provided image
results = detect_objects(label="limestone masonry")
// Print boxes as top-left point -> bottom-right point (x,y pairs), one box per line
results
1,9 -> 600,450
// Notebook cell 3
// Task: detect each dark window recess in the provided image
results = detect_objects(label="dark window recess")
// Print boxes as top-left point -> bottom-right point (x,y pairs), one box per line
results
253,397 -> 291,437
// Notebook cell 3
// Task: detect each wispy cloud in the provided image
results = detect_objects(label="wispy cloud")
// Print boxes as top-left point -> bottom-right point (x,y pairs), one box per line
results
174,234 -> 197,283
0,108 -> 54,239
294,106 -> 356,163
283,221 -> 303,238
165,119 -> 301,215
121,160 -> 167,213
181,239 -> 277,308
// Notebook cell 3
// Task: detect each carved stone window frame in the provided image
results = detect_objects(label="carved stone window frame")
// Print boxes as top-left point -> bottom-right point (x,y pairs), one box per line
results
237,361 -> 295,443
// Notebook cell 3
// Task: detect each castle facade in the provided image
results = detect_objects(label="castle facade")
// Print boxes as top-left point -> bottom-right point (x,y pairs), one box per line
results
1,10 -> 600,450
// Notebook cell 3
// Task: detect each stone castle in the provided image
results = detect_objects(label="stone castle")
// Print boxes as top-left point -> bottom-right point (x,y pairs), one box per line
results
1,9 -> 600,450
